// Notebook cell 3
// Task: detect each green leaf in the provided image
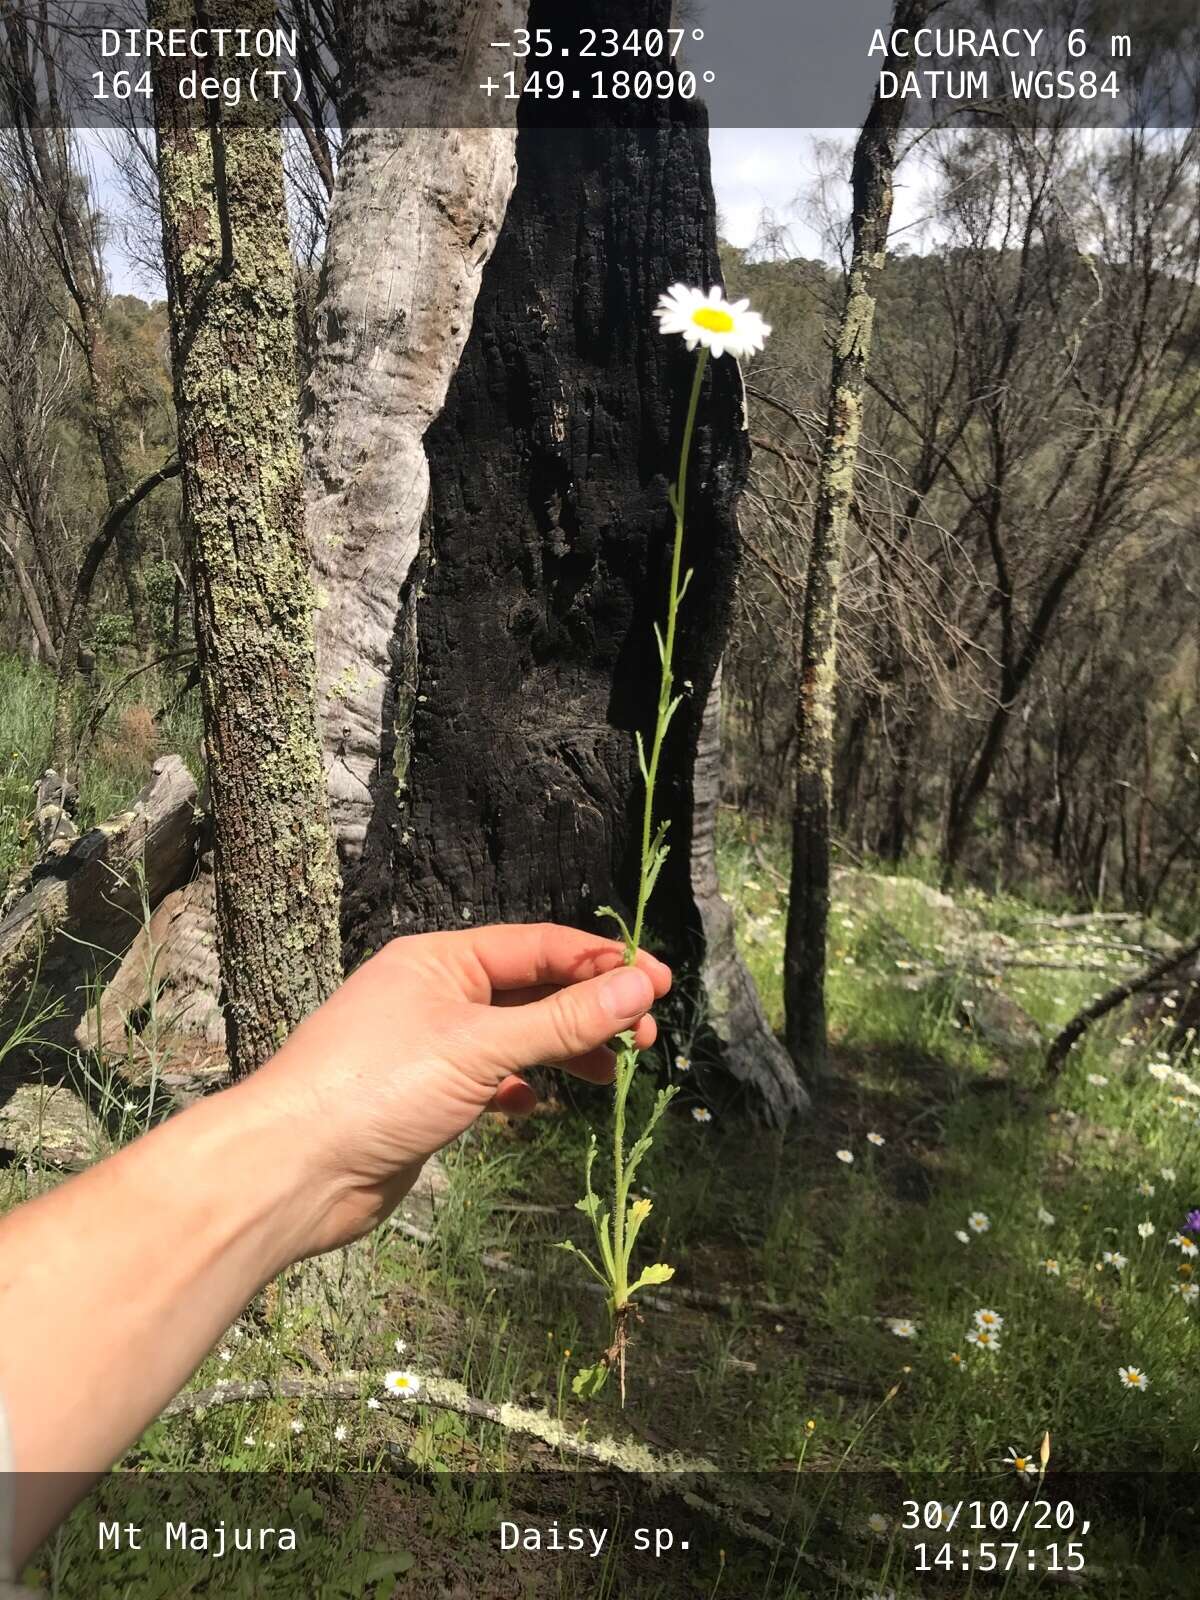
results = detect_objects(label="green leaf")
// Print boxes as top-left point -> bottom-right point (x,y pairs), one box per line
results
623,1084 -> 679,1189
642,843 -> 671,905
653,621 -> 666,662
572,1362 -> 610,1399
594,904 -> 634,950
363,1551 -> 415,1581
555,1238 -> 609,1289
634,729 -> 648,781
629,1262 -> 675,1296
677,566 -> 695,603
667,482 -> 681,515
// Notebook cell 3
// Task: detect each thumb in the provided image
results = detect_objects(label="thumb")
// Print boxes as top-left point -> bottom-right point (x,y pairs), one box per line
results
474,965 -> 656,1073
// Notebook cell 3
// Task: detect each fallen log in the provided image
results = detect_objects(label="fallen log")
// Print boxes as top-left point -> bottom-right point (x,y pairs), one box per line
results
0,755 -> 200,1037
1046,932 -> 1200,1076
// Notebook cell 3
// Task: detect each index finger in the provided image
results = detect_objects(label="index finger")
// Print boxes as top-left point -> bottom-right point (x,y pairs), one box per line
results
441,922 -> 672,999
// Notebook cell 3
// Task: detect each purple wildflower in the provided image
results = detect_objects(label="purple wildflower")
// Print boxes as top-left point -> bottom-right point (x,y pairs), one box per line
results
1185,1208 -> 1200,1235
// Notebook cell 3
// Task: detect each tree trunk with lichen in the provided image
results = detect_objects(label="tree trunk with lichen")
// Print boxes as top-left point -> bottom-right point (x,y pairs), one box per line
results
151,0 -> 342,1077
783,5 -> 922,1079
384,0 -> 806,1126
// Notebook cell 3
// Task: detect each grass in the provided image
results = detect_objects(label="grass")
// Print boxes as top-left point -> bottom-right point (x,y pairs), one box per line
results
0,652 -> 203,894
2,685 -> 1198,1592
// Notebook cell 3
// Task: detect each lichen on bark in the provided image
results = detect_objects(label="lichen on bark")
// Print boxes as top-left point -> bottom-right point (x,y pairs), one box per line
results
151,0 -> 342,1075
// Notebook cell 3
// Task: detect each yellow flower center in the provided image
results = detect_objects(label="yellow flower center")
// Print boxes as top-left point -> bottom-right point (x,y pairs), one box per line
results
692,306 -> 735,334
1128,1372 -> 1142,1385
1014,1458 -> 1028,1470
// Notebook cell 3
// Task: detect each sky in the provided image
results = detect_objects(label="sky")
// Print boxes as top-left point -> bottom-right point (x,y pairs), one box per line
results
91,127 -> 939,298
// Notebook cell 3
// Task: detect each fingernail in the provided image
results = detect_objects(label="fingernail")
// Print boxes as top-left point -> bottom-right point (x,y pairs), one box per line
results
601,967 -> 655,1019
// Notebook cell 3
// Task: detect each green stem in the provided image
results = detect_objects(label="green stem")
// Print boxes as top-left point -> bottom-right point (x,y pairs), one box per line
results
610,346 -> 709,1310
630,346 -> 708,956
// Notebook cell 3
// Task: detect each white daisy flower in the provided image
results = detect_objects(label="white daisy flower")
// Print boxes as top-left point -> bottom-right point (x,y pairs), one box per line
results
1005,1445 -> 1038,1476
1137,1220 -> 1156,1239
968,1211 -> 991,1233
1169,1233 -> 1198,1257
887,1317 -> 916,1339
674,1054 -> 691,1072
1136,1180 -> 1155,1198
1118,1365 -> 1149,1391
1037,1206 -> 1056,1225
836,1148 -> 854,1164
1173,1282 -> 1199,1303
973,1308 -> 1004,1330
866,1512 -> 890,1535
384,1370 -> 421,1400
692,1105 -> 713,1123
966,1328 -> 1000,1351
334,1423 -> 349,1443
866,1131 -> 885,1147
1042,1258 -> 1061,1276
290,1419 -> 305,1434
955,1230 -> 971,1244
1102,1250 -> 1129,1270
654,284 -> 771,360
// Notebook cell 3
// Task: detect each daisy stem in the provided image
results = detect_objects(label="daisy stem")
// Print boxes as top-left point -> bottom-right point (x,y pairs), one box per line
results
608,346 -> 708,1320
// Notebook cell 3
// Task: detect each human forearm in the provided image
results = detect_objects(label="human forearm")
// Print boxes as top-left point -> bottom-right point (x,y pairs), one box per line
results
0,1078 -> 317,1562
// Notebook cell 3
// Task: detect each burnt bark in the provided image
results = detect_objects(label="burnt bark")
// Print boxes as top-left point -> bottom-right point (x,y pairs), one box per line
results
383,2 -> 803,1123
152,0 -> 342,1075
783,2 -> 924,1079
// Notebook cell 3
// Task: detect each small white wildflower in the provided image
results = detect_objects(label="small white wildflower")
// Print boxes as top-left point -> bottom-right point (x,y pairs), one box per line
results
866,1131 -> 885,1147
886,1318 -> 917,1339
218,1348 -> 231,1363
836,1148 -> 854,1164
1174,1282 -> 1199,1303
654,284 -> 771,359
973,1308 -> 1004,1331
1037,1206 -> 1056,1226
1160,1167 -> 1176,1183
290,1419 -> 305,1435
1005,1445 -> 1038,1476
1169,1233 -> 1198,1257
334,1423 -> 349,1443
394,1337 -> 408,1355
1138,1220 -> 1156,1240
366,1397 -> 382,1411
674,1053 -> 691,1072
1136,1180 -> 1156,1198
955,1229 -> 971,1244
243,1433 -> 255,1447
1042,1257 -> 1060,1276
968,1211 -> 990,1233
384,1370 -> 421,1400
866,1512 -> 890,1536
1118,1365 -> 1149,1391
692,1105 -> 713,1124
1086,1073 -> 1108,1087
1102,1250 -> 1129,1270
966,1328 -> 1000,1351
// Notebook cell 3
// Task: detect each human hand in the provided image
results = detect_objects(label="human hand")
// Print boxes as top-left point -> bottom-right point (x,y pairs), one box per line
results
244,923 -> 671,1256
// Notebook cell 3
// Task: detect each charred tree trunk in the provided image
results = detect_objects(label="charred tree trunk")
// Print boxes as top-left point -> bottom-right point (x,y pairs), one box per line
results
387,2 -> 804,1124
152,0 -> 342,1076
783,4 -> 922,1080
305,0 -> 524,928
